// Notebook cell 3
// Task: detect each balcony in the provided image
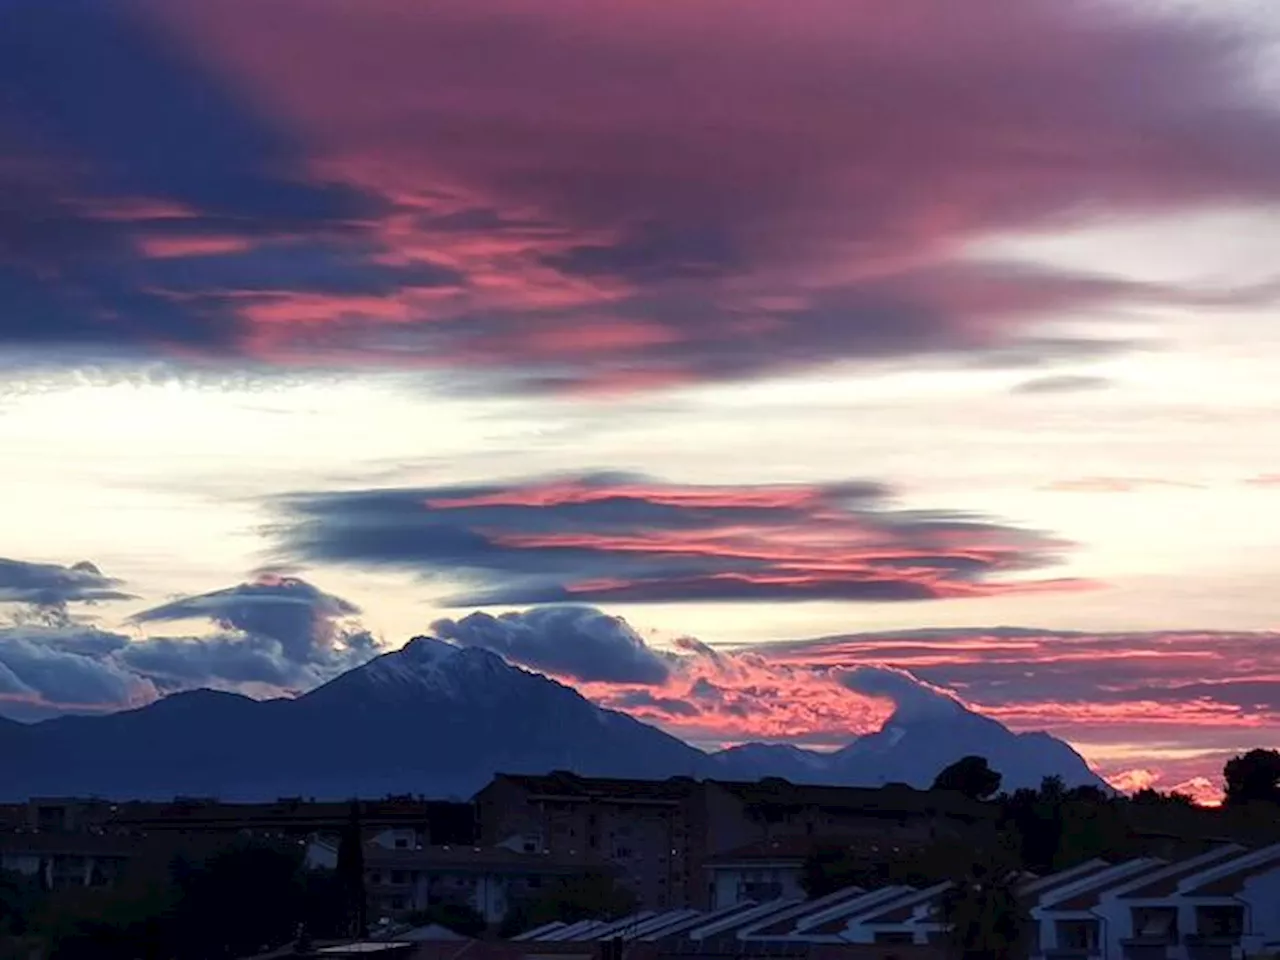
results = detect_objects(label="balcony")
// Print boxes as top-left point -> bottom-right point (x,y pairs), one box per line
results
1185,935 -> 1241,960
1121,938 -> 1175,960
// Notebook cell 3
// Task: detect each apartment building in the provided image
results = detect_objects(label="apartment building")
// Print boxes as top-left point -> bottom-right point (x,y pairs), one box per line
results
0,831 -> 135,890
306,833 -> 608,924
476,772 -> 702,911
475,773 -> 994,911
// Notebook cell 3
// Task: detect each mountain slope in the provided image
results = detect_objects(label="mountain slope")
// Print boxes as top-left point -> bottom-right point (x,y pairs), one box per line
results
826,701 -> 1102,790
0,638 -> 704,800
0,637 -> 1102,799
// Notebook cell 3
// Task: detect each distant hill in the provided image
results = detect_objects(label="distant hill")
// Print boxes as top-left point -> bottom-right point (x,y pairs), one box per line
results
0,636 -> 1103,800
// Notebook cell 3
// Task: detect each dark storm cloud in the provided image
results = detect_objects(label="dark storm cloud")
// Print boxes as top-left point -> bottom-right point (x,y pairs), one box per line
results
274,472 -> 1086,606
0,558 -> 132,608
430,606 -> 673,684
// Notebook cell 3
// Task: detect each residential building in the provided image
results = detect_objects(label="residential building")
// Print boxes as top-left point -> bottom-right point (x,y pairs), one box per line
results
476,773 -> 994,911
704,838 -> 813,909
476,772 -> 703,910
1094,842 -> 1280,960
0,831 -> 135,889
306,834 -> 611,924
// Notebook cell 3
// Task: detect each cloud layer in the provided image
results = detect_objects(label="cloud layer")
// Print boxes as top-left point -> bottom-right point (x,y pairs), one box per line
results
420,604 -> 1274,800
1,2 -> 1278,390
431,607 -> 672,684
276,472 -> 1085,605
0,558 -> 132,610
1,557 -> 1269,801
0,569 -> 378,719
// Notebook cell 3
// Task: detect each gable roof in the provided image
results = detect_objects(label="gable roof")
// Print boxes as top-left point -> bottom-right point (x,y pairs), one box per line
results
1035,859 -> 1167,912
1114,845 -> 1247,899
1181,842 -> 1280,897
857,883 -> 953,928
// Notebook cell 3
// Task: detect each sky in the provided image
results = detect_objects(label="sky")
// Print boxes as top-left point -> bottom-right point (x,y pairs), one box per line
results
3,0 -> 1280,802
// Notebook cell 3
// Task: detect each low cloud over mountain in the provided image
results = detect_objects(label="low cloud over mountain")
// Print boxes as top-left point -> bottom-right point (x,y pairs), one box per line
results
431,606 -> 673,685
0,565 -> 379,719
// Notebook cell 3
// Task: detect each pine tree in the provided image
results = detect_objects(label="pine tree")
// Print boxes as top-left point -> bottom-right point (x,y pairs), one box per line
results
336,801 -> 368,939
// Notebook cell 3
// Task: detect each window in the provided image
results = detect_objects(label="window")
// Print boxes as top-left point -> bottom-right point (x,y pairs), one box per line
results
1132,908 -> 1178,944
395,838 -> 408,849
1196,906 -> 1244,938
1055,920 -> 1100,953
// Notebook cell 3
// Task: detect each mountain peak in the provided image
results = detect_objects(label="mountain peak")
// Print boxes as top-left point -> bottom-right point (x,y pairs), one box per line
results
882,692 -> 967,728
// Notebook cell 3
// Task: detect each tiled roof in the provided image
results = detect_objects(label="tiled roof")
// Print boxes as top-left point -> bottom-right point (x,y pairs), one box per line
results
1020,860 -> 1116,899
1116,845 -> 1245,899
1038,860 -> 1168,912
742,887 -> 875,937
803,887 -> 929,935
859,885 -> 950,927
1183,845 -> 1280,896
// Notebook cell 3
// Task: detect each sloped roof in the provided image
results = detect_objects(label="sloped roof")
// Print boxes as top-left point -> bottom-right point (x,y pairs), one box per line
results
1182,842 -> 1280,896
1036,859 -> 1167,912
1116,845 -> 1246,899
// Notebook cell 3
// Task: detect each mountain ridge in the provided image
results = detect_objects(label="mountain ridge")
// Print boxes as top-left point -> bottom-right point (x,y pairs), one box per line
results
0,636 -> 1104,800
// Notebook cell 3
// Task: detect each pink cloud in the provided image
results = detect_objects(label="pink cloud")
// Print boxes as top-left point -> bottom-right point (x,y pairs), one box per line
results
93,0 -> 1280,387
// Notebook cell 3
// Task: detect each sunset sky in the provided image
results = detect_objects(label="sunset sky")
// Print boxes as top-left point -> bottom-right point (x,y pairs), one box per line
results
4,0 -> 1280,801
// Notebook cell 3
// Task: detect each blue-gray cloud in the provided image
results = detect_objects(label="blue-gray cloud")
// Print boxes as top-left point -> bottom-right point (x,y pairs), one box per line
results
132,575 -> 367,663
430,606 -> 673,684
0,575 -> 381,720
2,1 -> 1280,394
0,558 -> 132,609
274,472 -> 1080,606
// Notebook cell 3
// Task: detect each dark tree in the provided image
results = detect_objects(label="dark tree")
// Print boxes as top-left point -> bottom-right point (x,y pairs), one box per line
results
170,840 -> 305,960
1131,788 -> 1196,807
940,858 -> 1032,960
800,843 -> 865,898
933,756 -> 1003,800
999,781 -> 1064,875
1224,749 -> 1280,806
336,802 -> 368,939
499,873 -> 635,937
0,869 -> 40,936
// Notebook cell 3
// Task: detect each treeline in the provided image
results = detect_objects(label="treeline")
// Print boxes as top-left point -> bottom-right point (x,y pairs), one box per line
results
804,748 -> 1280,898
1,837 -> 354,960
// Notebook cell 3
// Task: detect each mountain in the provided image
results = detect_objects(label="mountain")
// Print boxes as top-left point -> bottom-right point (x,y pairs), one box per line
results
706,697 -> 1102,792
0,637 -> 1103,800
